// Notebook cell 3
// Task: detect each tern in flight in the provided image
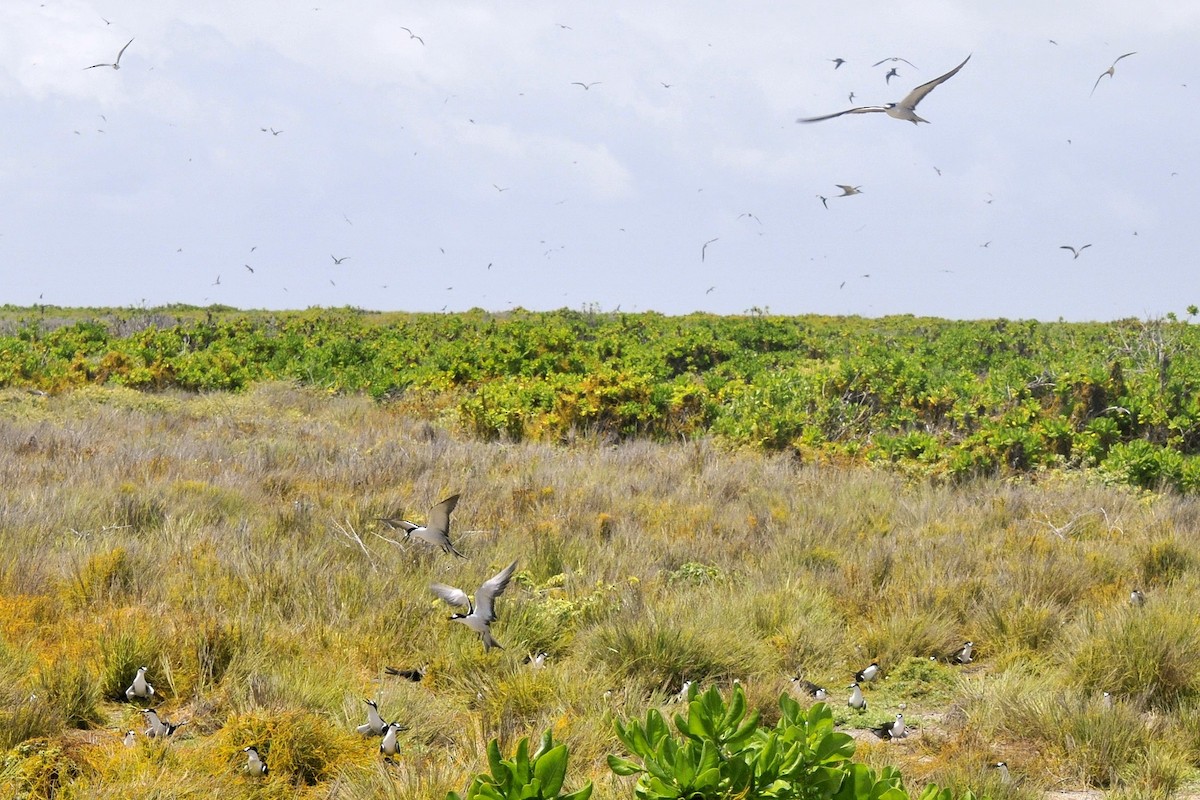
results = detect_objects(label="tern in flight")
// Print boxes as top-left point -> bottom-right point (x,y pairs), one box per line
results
571,81 -> 602,90
873,56 -> 917,68
798,55 -> 971,124
378,494 -> 466,558
430,560 -> 518,651
830,58 -> 846,69
884,67 -> 900,84
701,237 -> 719,261
835,185 -> 862,197
86,38 -> 133,70
331,254 -> 350,264
400,26 -> 424,45
1091,52 -> 1136,96
1060,244 -> 1092,259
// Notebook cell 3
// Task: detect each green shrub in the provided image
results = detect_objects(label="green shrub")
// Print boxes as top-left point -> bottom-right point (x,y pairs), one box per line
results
447,729 -> 592,800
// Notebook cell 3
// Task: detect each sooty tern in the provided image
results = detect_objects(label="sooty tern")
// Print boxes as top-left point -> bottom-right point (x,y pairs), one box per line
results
430,560 -> 518,651
379,494 -> 467,558
799,55 -> 970,124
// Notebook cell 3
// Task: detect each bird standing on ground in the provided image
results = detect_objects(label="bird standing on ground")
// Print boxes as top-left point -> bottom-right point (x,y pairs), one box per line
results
1130,588 -> 1146,606
122,730 -> 136,747
952,641 -> 974,664
798,55 -> 971,124
430,560 -> 518,651
244,746 -> 268,776
86,38 -> 133,70
380,722 -> 404,757
991,761 -> 1011,784
356,699 -> 387,736
848,682 -> 867,711
1091,52 -> 1136,96
379,494 -> 467,558
524,652 -> 548,669
125,666 -> 154,701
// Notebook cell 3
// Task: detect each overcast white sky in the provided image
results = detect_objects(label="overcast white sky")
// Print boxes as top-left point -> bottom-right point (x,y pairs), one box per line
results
1,2 -> 1197,320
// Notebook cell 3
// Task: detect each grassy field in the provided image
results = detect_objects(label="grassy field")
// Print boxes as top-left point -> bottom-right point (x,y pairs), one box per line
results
2,382 -> 1200,799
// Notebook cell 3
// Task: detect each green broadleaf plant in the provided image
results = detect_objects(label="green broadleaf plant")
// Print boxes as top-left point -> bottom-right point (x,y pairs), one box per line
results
448,729 -> 592,800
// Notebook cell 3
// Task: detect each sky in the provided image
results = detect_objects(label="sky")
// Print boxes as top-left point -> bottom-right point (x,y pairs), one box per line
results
1,1 -> 1197,321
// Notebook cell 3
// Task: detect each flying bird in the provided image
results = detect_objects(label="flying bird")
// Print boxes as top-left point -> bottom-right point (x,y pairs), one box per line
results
378,493 -> 466,558
571,81 -> 602,90
331,255 -> 350,264
430,559 -> 518,651
1059,244 -> 1092,259
400,26 -> 424,45
701,237 -> 719,261
830,58 -> 846,69
86,38 -> 133,70
243,746 -> 268,776
817,195 -> 829,209
356,699 -> 387,736
125,666 -> 154,701
872,56 -> 917,68
798,55 -> 971,124
885,67 -> 900,84
836,185 -> 862,197
1091,52 -> 1136,96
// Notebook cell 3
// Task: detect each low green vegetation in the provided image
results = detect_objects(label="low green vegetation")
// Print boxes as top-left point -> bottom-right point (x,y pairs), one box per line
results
2,352 -> 1200,797
3,305 -> 1200,491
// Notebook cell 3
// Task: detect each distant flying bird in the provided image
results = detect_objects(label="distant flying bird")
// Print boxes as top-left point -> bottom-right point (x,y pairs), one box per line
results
817,195 -> 829,209
872,56 -> 917,68
855,661 -> 880,682
243,746 -> 268,776
1059,244 -> 1091,259
331,254 -> 350,264
86,38 -> 133,70
847,682 -> 867,711
492,184 -> 509,192
848,92 -> 855,102
430,560 -> 518,651
830,58 -> 846,69
125,666 -> 154,701
244,264 -> 254,273
836,185 -> 862,197
1091,52 -> 1136,96
701,237 -> 718,261
212,275 -> 221,285
885,67 -> 900,84
378,494 -> 466,558
268,128 -> 283,136
400,26 -> 425,45
571,81 -> 602,90
357,699 -> 387,736
661,82 -> 673,88
798,55 -> 971,124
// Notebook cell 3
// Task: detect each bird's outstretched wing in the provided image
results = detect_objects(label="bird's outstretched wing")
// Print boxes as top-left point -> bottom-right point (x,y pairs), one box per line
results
430,582 -> 470,609
115,38 -> 134,64
897,54 -> 971,110
474,560 -> 518,623
797,106 -> 888,123
427,494 -> 460,533
1113,51 -> 1137,65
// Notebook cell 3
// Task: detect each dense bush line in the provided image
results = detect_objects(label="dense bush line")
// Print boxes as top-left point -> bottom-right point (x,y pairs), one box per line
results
3,305 -> 1200,490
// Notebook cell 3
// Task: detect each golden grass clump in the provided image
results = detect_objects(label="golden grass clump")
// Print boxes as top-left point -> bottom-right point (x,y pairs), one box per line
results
218,708 -> 370,786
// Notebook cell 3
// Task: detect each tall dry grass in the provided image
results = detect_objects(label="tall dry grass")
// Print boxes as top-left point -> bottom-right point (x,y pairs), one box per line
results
1,383 -> 1199,798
